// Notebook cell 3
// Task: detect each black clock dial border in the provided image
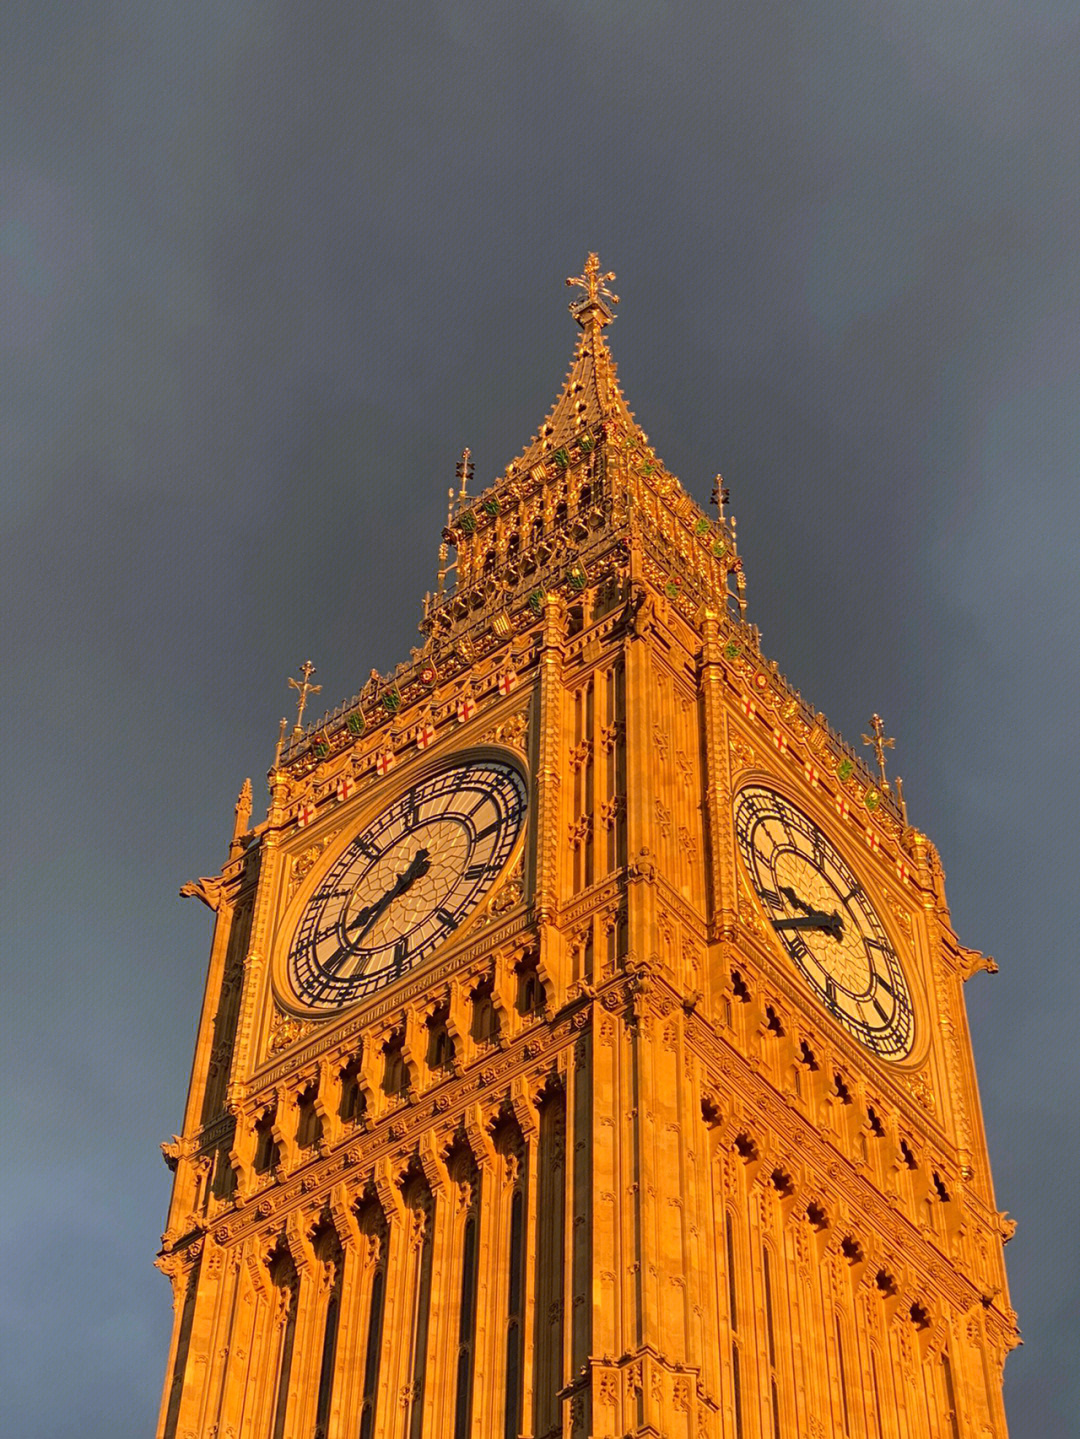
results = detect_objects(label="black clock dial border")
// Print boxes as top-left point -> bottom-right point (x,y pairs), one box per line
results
285,758 -> 528,1010
734,785 -> 914,1060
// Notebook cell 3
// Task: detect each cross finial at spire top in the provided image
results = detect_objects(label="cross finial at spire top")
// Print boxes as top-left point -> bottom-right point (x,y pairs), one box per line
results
566,252 -> 619,328
288,660 -> 322,738
862,713 -> 896,791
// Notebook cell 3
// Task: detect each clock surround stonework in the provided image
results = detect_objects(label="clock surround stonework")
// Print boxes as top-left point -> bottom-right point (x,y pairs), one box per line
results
157,260 -> 1017,1439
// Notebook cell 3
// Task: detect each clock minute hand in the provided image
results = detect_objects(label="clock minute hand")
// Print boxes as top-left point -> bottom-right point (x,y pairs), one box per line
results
348,849 -> 433,941
780,886 -> 820,917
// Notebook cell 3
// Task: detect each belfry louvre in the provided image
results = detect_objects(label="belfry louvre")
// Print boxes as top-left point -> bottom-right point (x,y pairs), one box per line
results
157,257 -> 1017,1438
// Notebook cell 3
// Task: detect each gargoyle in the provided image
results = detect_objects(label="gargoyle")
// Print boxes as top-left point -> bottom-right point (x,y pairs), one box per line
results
958,945 -> 998,980
180,875 -> 227,911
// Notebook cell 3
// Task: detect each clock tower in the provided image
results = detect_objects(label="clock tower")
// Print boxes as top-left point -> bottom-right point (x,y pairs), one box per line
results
157,257 -> 1018,1439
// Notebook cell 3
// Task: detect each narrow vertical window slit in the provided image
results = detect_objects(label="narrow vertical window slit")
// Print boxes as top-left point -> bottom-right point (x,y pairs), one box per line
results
504,1188 -> 525,1439
835,1316 -> 851,1436
454,1214 -> 479,1439
358,1265 -> 385,1439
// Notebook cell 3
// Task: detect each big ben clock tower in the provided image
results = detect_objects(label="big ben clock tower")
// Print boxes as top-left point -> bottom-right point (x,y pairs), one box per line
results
157,257 -> 1018,1439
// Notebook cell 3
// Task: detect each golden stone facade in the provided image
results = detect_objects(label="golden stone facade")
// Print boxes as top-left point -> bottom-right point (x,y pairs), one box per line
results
157,257 -> 1018,1438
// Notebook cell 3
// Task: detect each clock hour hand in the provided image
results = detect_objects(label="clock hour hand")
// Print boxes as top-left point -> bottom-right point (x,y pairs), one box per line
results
773,911 -> 845,941
347,849 -> 432,941
778,886 -> 845,940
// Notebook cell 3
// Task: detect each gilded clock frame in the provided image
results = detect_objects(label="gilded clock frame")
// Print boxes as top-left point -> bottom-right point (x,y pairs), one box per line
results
270,744 -> 532,1020
732,767 -> 928,1070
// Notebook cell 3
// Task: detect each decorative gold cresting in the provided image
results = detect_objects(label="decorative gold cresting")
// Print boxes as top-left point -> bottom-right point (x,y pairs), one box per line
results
862,712 -> 896,792
288,661 -> 322,738
566,252 -> 619,328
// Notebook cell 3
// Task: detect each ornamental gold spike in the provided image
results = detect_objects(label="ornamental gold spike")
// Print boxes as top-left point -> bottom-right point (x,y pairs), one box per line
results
437,484 -> 456,596
455,446 -> 474,501
288,660 -> 322,738
273,715 -> 288,771
895,774 -> 909,825
566,252 -> 619,327
862,713 -> 896,792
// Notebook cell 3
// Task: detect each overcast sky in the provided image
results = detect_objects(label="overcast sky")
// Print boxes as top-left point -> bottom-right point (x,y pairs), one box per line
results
2,4 -> 1077,1435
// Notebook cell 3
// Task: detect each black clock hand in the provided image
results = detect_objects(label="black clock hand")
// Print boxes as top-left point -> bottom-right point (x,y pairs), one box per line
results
780,886 -> 822,917
773,911 -> 845,941
348,849 -> 432,941
778,886 -> 845,940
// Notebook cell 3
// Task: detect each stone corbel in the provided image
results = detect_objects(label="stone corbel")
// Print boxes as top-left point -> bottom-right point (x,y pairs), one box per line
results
627,846 -> 657,884
372,1158 -> 407,1227
358,1035 -> 384,1116
312,1057 -> 341,1146
284,1209 -> 316,1276
154,1250 -> 189,1312
271,1087 -> 300,1174
327,1182 -> 362,1251
463,1102 -> 498,1170
444,980 -> 471,1055
160,1133 -> 192,1172
510,1075 -> 539,1141
480,958 -> 513,1042
244,1243 -> 274,1303
417,1130 -> 450,1195
400,1006 -> 426,1089
229,1107 -> 261,1198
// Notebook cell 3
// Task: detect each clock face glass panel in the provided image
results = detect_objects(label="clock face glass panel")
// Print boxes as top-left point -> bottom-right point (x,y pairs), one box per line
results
734,785 -> 914,1059
287,758 -> 527,1011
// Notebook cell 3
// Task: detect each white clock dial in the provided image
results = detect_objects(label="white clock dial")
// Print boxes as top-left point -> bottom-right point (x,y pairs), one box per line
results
734,785 -> 914,1060
287,758 -> 527,1010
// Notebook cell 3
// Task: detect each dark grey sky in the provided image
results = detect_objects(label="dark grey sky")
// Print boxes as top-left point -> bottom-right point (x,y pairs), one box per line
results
2,4 -> 1077,1435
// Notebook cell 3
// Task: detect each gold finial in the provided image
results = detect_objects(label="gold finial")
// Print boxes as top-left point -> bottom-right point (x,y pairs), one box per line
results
234,777 -> 252,827
862,713 -> 896,791
455,447 -> 474,501
273,716 -> 288,769
230,778 -> 253,854
437,484 -> 455,596
895,774 -> 909,826
710,475 -> 729,515
729,515 -> 748,621
566,252 -> 619,327
288,661 -> 322,738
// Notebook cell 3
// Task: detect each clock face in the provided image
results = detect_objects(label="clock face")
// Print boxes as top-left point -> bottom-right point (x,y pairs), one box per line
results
287,757 -> 527,1011
734,785 -> 914,1059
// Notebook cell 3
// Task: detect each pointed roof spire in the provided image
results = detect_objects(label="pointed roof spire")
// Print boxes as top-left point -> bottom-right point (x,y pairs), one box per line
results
498,253 -> 647,479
